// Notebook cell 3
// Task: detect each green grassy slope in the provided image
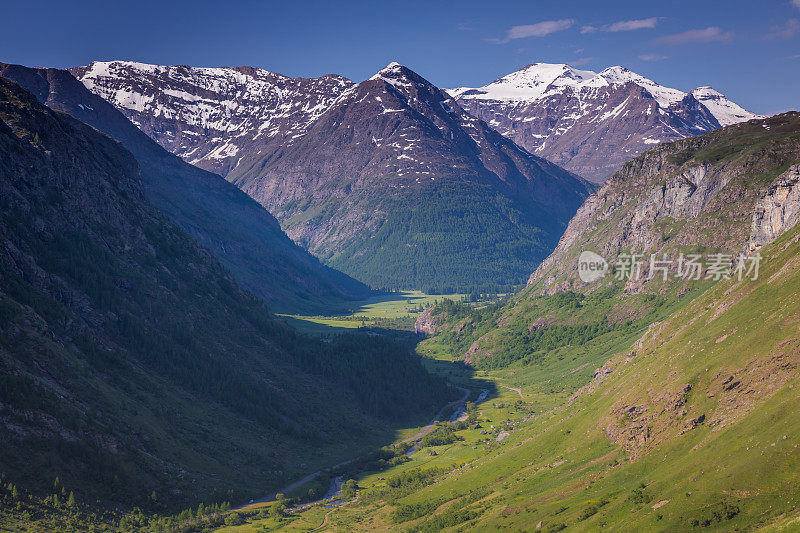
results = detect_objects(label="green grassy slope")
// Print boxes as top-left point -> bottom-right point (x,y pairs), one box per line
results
260,200 -> 800,533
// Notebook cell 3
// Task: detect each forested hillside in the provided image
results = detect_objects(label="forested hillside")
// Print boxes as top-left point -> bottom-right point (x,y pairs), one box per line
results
0,77 -> 452,517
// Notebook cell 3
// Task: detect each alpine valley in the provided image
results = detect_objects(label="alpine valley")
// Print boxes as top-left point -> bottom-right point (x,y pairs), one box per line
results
1,7 -> 800,533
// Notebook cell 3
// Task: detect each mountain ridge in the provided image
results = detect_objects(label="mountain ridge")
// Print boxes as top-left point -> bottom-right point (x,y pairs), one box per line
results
0,74 -> 451,510
450,62 -> 763,182
0,62 -> 371,313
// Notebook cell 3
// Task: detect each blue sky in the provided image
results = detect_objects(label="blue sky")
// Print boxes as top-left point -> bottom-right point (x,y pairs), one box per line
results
2,0 -> 799,114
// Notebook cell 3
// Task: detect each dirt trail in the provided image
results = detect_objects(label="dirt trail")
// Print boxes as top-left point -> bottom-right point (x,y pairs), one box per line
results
313,509 -> 334,531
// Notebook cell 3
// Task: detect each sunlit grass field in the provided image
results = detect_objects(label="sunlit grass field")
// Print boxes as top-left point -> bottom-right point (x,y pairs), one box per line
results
278,290 -> 468,334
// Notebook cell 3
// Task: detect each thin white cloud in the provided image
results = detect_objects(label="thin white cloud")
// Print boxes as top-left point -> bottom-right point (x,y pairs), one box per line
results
495,19 -> 575,43
793,0 -> 800,9
638,53 -> 668,61
765,18 -> 800,40
656,27 -> 734,45
580,25 -> 597,34
571,57 -> 594,66
606,18 -> 659,32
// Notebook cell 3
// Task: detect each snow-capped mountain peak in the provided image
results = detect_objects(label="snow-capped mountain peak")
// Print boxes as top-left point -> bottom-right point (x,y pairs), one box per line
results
71,60 -> 355,175
451,62 -> 596,101
597,66 -> 685,108
369,61 -> 405,79
690,86 -> 764,126
368,61 -> 419,87
450,62 -> 762,182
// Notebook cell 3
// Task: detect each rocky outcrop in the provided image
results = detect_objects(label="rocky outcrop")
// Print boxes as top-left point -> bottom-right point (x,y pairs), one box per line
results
749,165 -> 800,253
414,308 -> 443,336
527,112 -> 800,294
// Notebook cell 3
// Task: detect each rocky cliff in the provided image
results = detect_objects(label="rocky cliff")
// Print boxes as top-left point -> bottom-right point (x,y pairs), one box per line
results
529,112 -> 800,294
749,165 -> 800,252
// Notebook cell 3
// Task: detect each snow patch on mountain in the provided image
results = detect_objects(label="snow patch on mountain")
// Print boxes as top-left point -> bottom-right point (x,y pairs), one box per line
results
451,63 -> 595,101
72,60 -> 355,176
690,86 -> 764,126
449,62 -> 758,128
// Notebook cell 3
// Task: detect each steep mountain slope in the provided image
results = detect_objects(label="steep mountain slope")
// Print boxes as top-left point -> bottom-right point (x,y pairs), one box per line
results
421,112 -> 800,372
528,111 -> 800,293
0,63 -> 370,313
0,77 -> 451,510
450,63 -> 763,183
72,61 -> 593,291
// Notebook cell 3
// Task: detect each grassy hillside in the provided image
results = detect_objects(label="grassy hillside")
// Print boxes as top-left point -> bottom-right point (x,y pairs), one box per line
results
235,194 -> 800,532
0,76 -> 454,524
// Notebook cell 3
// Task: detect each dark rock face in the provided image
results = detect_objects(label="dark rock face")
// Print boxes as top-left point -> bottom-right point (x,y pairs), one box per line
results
73,61 -> 593,290
450,64 -> 761,183
1,62 -> 370,312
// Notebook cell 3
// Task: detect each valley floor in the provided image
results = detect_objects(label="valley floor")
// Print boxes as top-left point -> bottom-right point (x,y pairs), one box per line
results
278,290 -> 483,335
206,228 -> 800,532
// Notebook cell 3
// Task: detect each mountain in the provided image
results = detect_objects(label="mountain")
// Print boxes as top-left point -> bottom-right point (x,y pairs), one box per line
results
690,86 -> 761,126
450,63 -> 763,183
70,61 -> 354,179
0,76 -> 451,510
420,112 -> 800,369
73,60 -> 593,291
0,63 -> 370,314
528,111 -> 800,294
